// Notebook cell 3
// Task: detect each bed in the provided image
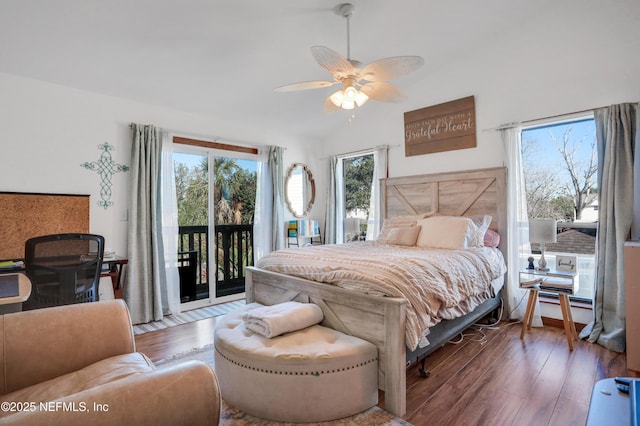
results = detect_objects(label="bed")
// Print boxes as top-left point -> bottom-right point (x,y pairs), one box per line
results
246,166 -> 508,417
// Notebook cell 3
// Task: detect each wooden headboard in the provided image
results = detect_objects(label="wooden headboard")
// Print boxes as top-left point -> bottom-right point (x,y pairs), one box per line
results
381,167 -> 508,255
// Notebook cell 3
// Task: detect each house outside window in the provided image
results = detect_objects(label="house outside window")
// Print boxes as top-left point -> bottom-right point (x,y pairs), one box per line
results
521,116 -> 597,302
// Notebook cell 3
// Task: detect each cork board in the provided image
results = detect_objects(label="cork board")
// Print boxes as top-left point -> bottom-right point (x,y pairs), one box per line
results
0,192 -> 90,260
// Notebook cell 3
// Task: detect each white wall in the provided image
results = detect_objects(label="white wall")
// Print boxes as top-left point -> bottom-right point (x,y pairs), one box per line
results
5,3 -> 636,254
307,2 -> 640,322
0,72 -> 316,258
313,1 -> 640,216
1,2 -> 638,318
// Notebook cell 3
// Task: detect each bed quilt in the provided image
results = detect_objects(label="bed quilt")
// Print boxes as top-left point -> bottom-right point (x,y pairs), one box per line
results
256,241 -> 506,350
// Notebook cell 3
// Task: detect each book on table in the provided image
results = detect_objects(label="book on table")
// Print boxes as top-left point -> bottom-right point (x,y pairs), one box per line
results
520,277 -> 543,288
539,276 -> 576,294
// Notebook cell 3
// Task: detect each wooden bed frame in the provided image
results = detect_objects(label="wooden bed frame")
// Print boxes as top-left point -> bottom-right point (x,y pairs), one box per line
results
246,166 -> 508,417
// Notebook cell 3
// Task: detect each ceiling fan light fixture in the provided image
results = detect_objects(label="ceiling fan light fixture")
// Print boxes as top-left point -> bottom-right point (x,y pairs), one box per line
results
344,85 -> 358,101
276,3 -> 423,114
355,91 -> 369,107
329,90 -> 345,107
330,87 -> 368,110
342,100 -> 355,110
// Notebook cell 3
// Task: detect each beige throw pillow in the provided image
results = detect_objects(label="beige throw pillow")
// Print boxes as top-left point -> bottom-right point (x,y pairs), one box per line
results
377,213 -> 428,242
384,226 -> 422,246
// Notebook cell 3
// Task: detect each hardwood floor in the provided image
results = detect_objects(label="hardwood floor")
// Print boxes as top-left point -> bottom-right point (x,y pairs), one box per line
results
135,316 -> 219,363
135,318 -> 638,425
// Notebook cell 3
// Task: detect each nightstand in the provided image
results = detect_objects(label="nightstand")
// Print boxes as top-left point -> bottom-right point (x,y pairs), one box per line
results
519,269 -> 579,350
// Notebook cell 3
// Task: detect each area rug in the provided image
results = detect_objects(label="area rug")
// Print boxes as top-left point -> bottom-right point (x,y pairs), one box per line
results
133,300 -> 245,335
156,345 -> 412,426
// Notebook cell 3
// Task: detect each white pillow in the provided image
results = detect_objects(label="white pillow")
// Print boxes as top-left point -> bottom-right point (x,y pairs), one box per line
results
469,215 -> 492,233
416,216 -> 485,249
384,226 -> 422,246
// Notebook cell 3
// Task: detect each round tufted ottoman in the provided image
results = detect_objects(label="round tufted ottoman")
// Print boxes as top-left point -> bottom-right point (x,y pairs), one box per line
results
214,303 -> 379,423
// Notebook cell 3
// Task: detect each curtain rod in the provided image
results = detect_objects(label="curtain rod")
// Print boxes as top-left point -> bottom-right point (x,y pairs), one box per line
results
128,122 -> 275,150
320,144 -> 398,160
484,105 -> 606,132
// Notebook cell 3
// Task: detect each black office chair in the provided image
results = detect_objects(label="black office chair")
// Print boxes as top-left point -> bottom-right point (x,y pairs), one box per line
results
24,233 -> 105,309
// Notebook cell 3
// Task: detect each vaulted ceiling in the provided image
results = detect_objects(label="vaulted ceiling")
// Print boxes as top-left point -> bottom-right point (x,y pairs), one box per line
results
1,0 -> 562,142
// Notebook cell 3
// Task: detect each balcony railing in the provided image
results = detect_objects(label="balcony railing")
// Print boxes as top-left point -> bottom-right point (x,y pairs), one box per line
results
178,224 -> 253,301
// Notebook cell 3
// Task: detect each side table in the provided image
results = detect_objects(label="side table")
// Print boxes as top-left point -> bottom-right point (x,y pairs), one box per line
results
101,257 -> 128,299
519,269 -> 579,350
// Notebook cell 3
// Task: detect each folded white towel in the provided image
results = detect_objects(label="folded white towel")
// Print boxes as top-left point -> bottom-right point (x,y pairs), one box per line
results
242,302 -> 324,338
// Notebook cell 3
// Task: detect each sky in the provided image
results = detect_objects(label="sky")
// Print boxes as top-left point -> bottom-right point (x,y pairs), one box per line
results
521,117 -> 597,191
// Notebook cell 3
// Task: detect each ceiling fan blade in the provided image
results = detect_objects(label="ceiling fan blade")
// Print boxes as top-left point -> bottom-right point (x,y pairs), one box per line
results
360,82 -> 407,103
323,94 -> 342,113
360,56 -> 424,82
311,46 -> 356,78
274,80 -> 337,92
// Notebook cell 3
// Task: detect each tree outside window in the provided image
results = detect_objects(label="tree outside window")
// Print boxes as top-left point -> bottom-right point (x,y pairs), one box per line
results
343,154 -> 374,240
521,117 -> 597,301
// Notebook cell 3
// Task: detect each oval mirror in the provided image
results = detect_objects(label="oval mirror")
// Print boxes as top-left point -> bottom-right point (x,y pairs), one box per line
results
285,163 -> 315,218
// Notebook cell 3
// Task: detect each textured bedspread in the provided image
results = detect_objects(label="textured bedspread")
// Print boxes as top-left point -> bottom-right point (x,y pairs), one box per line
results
256,241 -> 506,350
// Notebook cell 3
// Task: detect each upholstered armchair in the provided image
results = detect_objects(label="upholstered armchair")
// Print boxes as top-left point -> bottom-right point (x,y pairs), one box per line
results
0,300 -> 220,425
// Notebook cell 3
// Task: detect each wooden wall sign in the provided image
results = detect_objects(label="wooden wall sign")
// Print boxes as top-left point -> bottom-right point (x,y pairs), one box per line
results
404,96 -> 476,156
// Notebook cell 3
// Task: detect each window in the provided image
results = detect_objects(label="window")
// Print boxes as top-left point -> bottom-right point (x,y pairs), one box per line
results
521,116 -> 597,302
331,147 -> 386,244
341,153 -> 374,241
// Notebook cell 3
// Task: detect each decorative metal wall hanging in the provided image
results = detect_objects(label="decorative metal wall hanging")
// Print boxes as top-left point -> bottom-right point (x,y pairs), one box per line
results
81,142 -> 129,209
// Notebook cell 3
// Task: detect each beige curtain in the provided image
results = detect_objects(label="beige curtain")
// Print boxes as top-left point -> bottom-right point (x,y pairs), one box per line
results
324,156 -> 343,244
502,125 -> 542,325
366,146 -> 389,240
580,103 -> 637,352
126,124 -> 179,324
268,146 -> 285,251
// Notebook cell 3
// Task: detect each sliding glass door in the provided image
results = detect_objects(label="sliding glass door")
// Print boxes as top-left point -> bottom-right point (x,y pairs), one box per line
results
173,148 -> 257,309
212,156 -> 257,298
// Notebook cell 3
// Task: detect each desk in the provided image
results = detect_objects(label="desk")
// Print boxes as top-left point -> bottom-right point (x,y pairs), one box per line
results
519,269 -> 579,350
101,258 -> 128,298
2,257 -> 127,300
0,273 -> 32,313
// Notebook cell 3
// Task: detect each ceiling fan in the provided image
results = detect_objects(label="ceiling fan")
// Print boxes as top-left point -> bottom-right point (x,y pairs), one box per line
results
275,3 -> 424,113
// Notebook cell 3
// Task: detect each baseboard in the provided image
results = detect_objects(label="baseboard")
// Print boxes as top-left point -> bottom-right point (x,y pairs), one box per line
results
542,316 -> 586,333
